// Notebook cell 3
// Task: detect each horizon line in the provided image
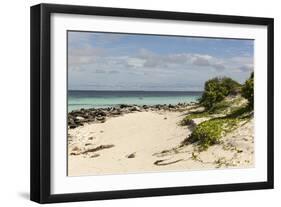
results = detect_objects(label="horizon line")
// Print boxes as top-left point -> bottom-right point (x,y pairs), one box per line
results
68,89 -> 204,92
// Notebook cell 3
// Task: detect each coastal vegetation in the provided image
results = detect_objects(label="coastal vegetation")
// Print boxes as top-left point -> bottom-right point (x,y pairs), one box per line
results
181,73 -> 254,150
199,77 -> 241,109
241,72 -> 254,109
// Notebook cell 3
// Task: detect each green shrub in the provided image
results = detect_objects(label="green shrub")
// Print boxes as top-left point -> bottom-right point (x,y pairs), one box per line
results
199,77 -> 241,109
226,105 -> 252,119
180,117 -> 194,126
180,111 -> 210,126
241,72 -> 254,109
186,118 -> 239,150
208,100 -> 230,114
190,119 -> 223,150
221,77 -> 241,95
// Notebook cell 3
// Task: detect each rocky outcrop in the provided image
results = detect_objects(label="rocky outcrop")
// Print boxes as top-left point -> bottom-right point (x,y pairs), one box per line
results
68,103 -> 196,129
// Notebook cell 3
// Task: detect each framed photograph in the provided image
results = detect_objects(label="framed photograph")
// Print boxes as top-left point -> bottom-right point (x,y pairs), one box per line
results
30,3 -> 274,203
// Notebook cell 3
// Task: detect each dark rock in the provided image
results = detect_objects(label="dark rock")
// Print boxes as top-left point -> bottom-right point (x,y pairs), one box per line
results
120,104 -> 130,108
168,104 -> 175,108
109,107 -> 116,111
130,106 -> 141,112
68,118 -> 75,125
87,117 -> 95,122
69,124 -> 77,129
95,110 -> 106,117
96,116 -> 106,122
82,113 -> 91,119
90,154 -> 100,158
74,119 -> 82,125
67,102 -> 195,127
142,105 -> 149,109
70,152 -> 80,156
111,110 -> 122,116
155,104 -> 161,110
126,152 -> 136,158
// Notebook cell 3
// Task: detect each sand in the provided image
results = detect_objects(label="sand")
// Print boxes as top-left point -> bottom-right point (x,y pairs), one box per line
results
68,110 -> 254,176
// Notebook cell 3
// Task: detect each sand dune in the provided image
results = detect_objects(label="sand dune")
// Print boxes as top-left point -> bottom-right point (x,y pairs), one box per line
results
68,110 -> 254,176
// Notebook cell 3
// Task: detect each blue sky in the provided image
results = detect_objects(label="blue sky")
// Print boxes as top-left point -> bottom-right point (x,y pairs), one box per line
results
68,31 -> 254,91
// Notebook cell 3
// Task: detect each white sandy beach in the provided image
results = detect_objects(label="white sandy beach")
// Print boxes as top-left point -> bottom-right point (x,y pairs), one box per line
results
68,110 -> 254,176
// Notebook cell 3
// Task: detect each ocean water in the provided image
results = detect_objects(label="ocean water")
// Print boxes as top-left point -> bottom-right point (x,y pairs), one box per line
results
68,90 -> 203,112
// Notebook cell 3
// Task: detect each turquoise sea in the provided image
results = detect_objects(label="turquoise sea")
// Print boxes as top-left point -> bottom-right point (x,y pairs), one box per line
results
68,90 -> 203,112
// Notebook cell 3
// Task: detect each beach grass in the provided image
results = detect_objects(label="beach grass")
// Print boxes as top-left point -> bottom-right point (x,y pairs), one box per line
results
181,102 -> 252,150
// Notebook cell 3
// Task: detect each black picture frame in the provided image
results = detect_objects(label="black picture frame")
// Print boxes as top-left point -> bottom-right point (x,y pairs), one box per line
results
30,3 -> 274,204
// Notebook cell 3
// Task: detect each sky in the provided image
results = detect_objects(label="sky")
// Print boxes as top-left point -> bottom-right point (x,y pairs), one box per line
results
68,31 -> 254,91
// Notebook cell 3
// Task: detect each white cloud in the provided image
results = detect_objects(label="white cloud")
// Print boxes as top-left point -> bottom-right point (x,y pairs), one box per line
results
238,64 -> 254,72
191,54 -> 212,66
126,58 -> 146,68
68,46 -> 104,65
93,69 -> 106,74
129,49 -> 230,72
69,46 -> 253,75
